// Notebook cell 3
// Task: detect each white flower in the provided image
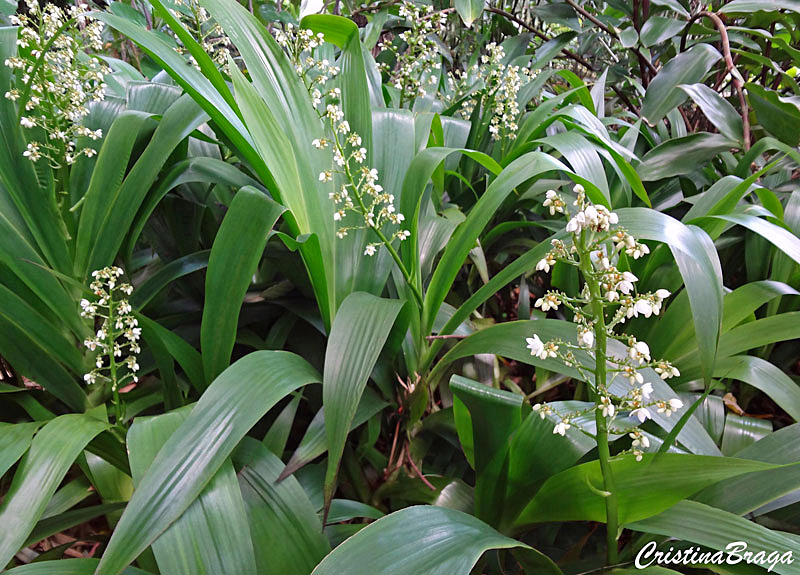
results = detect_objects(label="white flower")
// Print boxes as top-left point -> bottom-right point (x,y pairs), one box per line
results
599,396 -> 615,418
655,362 -> 680,379
654,289 -> 671,301
535,293 -> 560,312
20,116 -> 35,128
640,382 -> 654,399
364,244 -> 377,256
526,334 -> 545,358
578,327 -> 594,348
319,171 -> 333,182
633,298 -> 653,318
658,398 -> 684,416
536,254 -> 556,273
631,407 -> 651,423
312,138 -> 328,149
553,419 -> 571,436
616,271 -> 638,295
628,340 -> 651,365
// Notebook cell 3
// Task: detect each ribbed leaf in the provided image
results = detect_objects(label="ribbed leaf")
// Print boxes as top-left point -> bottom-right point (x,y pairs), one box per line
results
95,351 -> 320,575
0,415 -> 107,568
311,506 -> 528,575
234,438 -> 330,574
0,421 -> 40,478
641,43 -> 721,124
323,292 -> 404,506
127,408 -> 257,575
201,186 -> 284,382
5,559 -> 151,575
455,0 -> 484,26
678,83 -> 744,142
515,454 -> 774,526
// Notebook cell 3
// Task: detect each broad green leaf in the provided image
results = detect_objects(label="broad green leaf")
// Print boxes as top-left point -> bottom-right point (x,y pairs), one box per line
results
234,439 -> 330,574
694,424 -> 800,515
450,375 -> 524,527
201,186 -> 285,383
640,17 -> 688,47
280,387 -> 387,480
616,208 -> 723,386
23,503 -> 126,549
311,506 -> 529,575
678,84 -> 744,142
0,421 -> 40,478
746,83 -> 800,146
127,408 -> 257,575
327,499 -> 385,523
629,500 -> 800,575
455,0 -> 484,27
641,43 -> 721,124
515,454 -> 774,526
0,415 -> 107,568
715,356 -> 800,422
95,351 -> 320,575
130,250 -> 210,310
323,292 -> 404,506
637,133 -> 738,180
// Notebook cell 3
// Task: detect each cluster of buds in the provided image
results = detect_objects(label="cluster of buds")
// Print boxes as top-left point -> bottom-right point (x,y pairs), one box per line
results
378,1 -> 445,105
525,184 -> 683,461
81,267 -> 140,396
277,24 -> 409,256
5,1 -> 108,166
169,0 -> 233,73
453,42 -> 532,141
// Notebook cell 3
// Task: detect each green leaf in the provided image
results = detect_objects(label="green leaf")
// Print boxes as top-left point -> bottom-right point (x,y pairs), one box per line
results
515,454 -> 774,526
616,208 -> 723,386
280,387 -> 387,480
127,408 -> 257,575
23,503 -> 126,549
323,292 -> 404,506
640,17 -> 688,47
130,251 -> 210,310
201,186 -> 284,383
637,133 -> 738,180
641,43 -> 721,124
95,351 -> 320,575
0,414 -> 107,568
715,356 -> 800,422
234,438 -> 330,574
449,375 -> 524,527
0,421 -> 40,478
678,84 -> 744,142
455,0 -> 484,27
746,83 -> 800,145
629,500 -> 800,575
311,506 -> 528,575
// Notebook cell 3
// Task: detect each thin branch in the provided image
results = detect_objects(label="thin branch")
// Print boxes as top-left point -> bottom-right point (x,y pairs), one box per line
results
681,11 -> 751,150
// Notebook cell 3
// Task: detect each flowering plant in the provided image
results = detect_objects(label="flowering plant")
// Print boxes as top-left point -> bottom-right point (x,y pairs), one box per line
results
4,1 -> 107,166
527,184 -> 684,562
81,267 -> 140,424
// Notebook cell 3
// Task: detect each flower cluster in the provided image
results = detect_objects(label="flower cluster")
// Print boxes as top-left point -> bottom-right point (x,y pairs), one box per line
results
5,1 -> 108,166
454,42 -> 532,141
81,267 -> 140,396
526,184 -> 683,461
169,0 -> 232,73
378,1 -> 445,105
277,24 -> 409,255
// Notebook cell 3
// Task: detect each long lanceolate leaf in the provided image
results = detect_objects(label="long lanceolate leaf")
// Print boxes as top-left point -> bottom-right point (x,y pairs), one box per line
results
0,415 -> 108,568
311,506 -> 530,575
95,351 -> 321,575
616,208 -> 723,385
201,186 -> 285,383
323,292 -> 404,507
127,409 -> 257,575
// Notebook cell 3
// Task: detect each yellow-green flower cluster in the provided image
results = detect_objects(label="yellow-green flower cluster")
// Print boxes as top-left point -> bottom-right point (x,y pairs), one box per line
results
5,1 -> 108,166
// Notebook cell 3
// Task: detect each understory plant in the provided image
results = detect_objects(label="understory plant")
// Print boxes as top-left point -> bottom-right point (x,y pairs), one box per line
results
0,0 -> 799,573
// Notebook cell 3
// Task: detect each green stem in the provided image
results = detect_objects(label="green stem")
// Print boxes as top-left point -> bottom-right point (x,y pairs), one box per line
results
578,232 -> 620,566
107,289 -> 122,425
